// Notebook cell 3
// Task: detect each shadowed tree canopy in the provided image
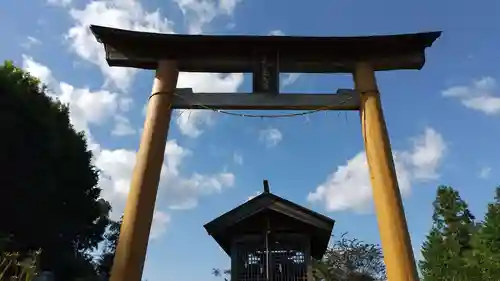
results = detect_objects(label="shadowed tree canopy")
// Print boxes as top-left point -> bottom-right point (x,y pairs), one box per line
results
315,233 -> 385,281
95,216 -> 150,281
0,61 -> 111,281
96,217 -> 123,280
213,233 -> 385,281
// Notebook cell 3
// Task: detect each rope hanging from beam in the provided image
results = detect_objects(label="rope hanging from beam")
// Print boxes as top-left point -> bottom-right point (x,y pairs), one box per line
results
148,91 -> 359,118
152,92 -> 355,118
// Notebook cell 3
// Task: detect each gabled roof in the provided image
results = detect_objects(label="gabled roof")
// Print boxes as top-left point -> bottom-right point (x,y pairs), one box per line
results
204,191 -> 335,259
90,25 -> 441,73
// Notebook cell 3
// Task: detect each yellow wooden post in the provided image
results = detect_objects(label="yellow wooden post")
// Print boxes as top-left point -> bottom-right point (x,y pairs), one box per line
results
110,60 -> 179,281
354,62 -> 419,281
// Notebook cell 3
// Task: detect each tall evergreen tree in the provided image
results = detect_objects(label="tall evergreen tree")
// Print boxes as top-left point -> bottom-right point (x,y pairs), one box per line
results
474,187 -> 500,281
419,186 -> 476,281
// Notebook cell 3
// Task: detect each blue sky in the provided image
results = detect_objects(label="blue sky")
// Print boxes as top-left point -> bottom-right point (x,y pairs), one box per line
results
2,0 -> 500,280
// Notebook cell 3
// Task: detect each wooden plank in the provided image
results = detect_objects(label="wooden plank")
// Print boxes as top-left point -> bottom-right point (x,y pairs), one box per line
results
171,89 -> 359,110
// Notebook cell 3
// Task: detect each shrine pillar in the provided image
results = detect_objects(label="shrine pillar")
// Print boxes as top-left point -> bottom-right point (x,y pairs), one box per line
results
110,60 -> 179,281
353,62 -> 419,281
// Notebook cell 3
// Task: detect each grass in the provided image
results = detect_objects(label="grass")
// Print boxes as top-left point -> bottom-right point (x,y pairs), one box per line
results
0,250 -> 41,281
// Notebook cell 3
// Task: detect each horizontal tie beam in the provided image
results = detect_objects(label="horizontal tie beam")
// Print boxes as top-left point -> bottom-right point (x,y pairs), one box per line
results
170,88 -> 360,110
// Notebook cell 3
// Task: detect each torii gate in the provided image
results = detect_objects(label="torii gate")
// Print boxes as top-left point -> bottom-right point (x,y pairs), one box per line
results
90,25 -> 441,281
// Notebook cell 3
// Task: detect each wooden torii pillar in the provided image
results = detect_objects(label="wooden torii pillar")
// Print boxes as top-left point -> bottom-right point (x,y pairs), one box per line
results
90,25 -> 441,281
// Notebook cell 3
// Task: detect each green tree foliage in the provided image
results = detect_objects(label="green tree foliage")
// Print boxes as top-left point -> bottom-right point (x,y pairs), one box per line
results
419,186 -> 478,281
212,268 -> 230,281
0,61 -> 111,281
213,233 -> 385,281
473,186 -> 500,280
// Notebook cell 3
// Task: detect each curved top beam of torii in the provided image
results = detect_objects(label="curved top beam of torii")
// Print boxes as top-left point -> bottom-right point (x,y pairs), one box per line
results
89,25 -> 441,73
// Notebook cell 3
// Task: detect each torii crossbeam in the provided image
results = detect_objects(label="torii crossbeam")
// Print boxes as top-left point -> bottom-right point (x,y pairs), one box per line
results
90,25 -> 441,281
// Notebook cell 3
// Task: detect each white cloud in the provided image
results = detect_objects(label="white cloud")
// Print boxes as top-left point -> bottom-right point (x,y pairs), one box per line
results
118,97 -> 134,112
22,55 -> 122,150
96,142 -> 236,213
47,0 -> 72,7
268,30 -> 284,36
95,150 -> 173,237
259,128 -> 283,148
233,152 -> 243,165
246,191 -> 261,202
23,56 -> 133,141
21,36 -> 42,49
65,0 -> 244,92
150,211 -> 171,239
267,30 -> 301,87
443,77 -> 500,115
59,83 -> 118,125
22,56 -> 236,238
175,72 -> 243,137
479,166 -> 492,179
173,0 -> 242,34
64,0 -> 244,135
308,127 -> 447,213
22,0 -> 245,239
85,140 -> 235,237
177,72 -> 243,93
400,127 -> 447,181
22,55 -> 56,86
66,0 -> 175,92
282,73 -> 301,87
176,110 -> 215,138
112,115 -> 136,136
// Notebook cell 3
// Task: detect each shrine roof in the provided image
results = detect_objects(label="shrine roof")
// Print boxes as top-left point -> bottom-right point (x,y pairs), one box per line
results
203,186 -> 335,259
